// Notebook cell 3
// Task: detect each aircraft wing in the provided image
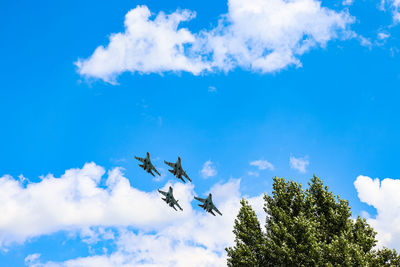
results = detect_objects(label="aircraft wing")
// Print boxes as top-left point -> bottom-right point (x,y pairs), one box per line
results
182,171 -> 191,182
164,161 -> 175,168
135,156 -> 145,163
158,189 -> 167,196
152,165 -> 161,176
194,196 -> 206,203
212,204 -> 222,216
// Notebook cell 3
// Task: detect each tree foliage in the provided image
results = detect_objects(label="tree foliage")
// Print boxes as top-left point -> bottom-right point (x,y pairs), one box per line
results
226,175 -> 400,266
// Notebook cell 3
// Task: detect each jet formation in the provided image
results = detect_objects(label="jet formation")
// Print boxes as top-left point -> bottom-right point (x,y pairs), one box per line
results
135,152 -> 222,215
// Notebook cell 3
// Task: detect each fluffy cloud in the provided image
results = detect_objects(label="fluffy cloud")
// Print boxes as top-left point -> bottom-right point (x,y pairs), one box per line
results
202,0 -> 354,73
76,6 -> 208,84
377,31 -> 390,40
15,165 -> 265,267
250,159 -> 274,171
26,234 -> 227,267
354,175 -> 400,250
200,160 -> 218,178
381,0 -> 400,22
289,155 -> 309,173
76,0 -> 354,83
0,163 -> 197,245
0,163 -> 266,266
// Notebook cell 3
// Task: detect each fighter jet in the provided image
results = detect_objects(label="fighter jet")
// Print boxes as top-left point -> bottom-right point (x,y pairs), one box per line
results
134,152 -> 161,177
158,186 -> 183,211
194,193 -> 222,216
164,157 -> 191,183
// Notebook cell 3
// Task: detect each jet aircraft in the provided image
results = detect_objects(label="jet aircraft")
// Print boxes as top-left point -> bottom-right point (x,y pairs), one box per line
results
194,193 -> 222,216
134,152 -> 161,177
158,186 -> 183,211
164,157 -> 191,183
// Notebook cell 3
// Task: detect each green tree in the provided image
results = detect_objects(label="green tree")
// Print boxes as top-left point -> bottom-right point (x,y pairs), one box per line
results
226,175 -> 399,266
370,248 -> 400,266
226,199 -> 265,267
263,177 -> 321,266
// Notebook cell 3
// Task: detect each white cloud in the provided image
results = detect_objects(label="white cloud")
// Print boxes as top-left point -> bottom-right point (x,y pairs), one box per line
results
0,163 -> 268,266
27,237 -> 226,267
289,155 -> 309,173
202,0 -> 354,73
380,0 -> 400,22
250,159 -> 274,171
342,0 -> 354,5
0,163 -> 197,246
17,174 -> 29,184
377,31 -> 390,40
19,170 -> 265,267
359,36 -> 372,47
16,165 -> 400,265
247,194 -> 266,226
354,175 -> 400,250
200,160 -> 218,178
77,1 -> 354,83
76,6 -> 209,84
247,171 -> 260,177
25,253 -> 41,266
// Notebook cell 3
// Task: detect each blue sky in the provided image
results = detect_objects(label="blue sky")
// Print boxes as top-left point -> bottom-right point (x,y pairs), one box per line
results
2,0 -> 400,266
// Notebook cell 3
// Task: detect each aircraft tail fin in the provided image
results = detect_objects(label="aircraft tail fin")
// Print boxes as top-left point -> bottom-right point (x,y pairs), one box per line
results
198,204 -> 204,208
